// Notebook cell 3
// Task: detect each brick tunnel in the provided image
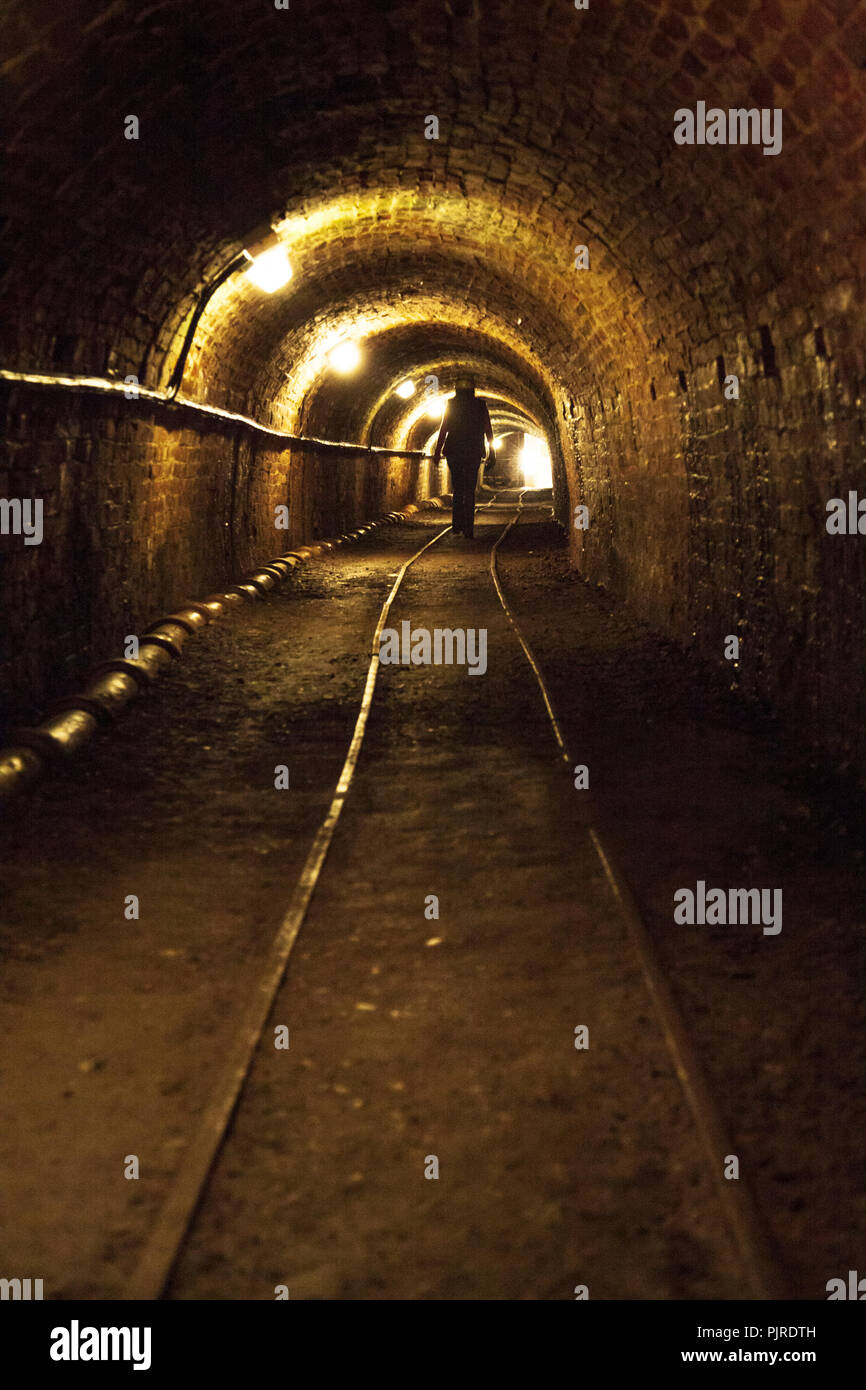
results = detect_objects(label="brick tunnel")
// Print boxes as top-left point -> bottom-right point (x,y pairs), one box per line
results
0,0 -> 865,1320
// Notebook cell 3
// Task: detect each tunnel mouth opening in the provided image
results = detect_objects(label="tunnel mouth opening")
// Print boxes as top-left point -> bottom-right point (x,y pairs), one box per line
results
486,403 -> 554,491
413,393 -> 552,493
515,434 -> 554,491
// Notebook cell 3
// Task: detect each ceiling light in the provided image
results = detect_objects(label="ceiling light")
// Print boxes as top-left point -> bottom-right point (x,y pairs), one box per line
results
246,244 -> 292,293
242,228 -> 293,293
396,380 -> 416,399
330,340 -> 362,373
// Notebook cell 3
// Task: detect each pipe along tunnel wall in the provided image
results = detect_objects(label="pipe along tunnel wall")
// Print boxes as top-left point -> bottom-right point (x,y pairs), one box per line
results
0,0 -> 865,785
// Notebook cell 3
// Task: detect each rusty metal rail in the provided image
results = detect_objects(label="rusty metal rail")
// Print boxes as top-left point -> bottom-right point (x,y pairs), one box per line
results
490,492 -> 792,1300
127,487 -> 507,1299
127,506 -> 459,1300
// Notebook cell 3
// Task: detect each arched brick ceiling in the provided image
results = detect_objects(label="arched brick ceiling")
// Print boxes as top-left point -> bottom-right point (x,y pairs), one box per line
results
298,323 -> 551,446
184,245 -> 567,436
4,0 -> 863,435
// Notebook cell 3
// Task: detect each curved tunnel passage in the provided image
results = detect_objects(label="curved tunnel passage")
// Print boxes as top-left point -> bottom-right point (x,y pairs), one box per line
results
0,0 -> 865,1314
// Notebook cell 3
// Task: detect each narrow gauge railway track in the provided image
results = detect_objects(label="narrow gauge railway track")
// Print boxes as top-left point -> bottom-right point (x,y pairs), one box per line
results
128,490 -> 790,1301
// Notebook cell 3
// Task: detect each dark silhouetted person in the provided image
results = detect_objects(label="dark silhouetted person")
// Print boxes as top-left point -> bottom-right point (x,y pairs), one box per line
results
432,376 -> 495,538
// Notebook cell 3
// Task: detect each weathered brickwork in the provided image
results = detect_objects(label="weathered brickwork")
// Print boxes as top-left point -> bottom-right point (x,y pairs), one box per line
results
1,0 -> 865,774
563,309 -> 866,778
0,387 -> 429,727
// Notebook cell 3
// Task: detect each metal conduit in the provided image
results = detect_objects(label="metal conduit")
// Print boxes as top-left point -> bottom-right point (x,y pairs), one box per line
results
0,370 -> 432,461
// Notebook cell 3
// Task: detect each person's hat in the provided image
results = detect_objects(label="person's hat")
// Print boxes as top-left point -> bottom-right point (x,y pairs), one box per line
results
455,374 -> 475,390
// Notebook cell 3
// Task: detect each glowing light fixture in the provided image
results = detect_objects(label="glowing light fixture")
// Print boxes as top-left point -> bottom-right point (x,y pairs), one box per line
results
329,340 -> 362,374
165,224 -> 292,399
396,379 -> 416,399
241,227 -> 293,294
245,243 -> 292,293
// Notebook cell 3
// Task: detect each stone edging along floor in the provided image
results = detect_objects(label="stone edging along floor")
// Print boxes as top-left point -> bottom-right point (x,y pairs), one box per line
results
0,498 -> 449,805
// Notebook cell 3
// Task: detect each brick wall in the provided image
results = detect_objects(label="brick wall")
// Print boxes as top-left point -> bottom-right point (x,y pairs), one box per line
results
0,386 -> 429,729
557,304 -> 866,780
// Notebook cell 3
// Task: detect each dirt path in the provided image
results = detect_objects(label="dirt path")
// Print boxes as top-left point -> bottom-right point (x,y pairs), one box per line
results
0,500 -> 862,1300
169,513 -> 742,1300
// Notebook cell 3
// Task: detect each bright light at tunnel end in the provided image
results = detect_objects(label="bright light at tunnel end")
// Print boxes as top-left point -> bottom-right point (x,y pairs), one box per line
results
329,340 -> 362,374
520,435 -> 553,489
